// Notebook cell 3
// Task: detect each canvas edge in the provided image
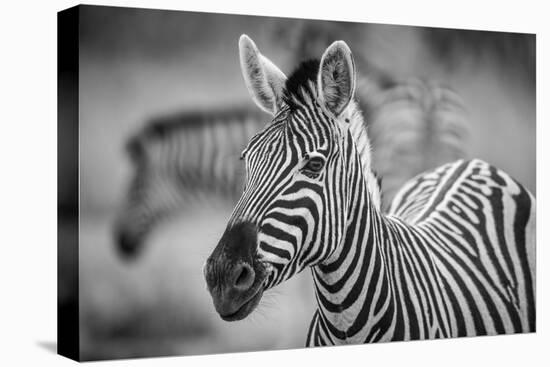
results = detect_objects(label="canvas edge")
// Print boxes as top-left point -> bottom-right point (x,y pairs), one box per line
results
57,4 -> 80,362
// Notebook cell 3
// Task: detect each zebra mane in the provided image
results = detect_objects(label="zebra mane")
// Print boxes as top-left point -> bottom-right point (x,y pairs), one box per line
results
283,59 -> 382,210
282,59 -> 320,110
346,102 -> 382,210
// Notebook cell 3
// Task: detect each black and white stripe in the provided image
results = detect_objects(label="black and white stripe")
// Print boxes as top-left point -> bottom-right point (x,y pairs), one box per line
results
307,158 -> 535,345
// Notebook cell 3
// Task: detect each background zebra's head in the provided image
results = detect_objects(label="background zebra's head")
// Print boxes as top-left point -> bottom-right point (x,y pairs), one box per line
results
205,35 -> 376,321
113,123 -> 188,258
113,107 -> 262,259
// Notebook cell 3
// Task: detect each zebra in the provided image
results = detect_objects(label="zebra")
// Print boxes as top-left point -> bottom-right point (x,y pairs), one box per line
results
113,106 -> 266,257
368,78 -> 470,211
204,35 -> 535,346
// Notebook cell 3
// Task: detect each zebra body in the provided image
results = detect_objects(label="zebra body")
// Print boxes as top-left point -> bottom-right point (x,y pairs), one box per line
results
307,159 -> 535,346
204,35 -> 535,346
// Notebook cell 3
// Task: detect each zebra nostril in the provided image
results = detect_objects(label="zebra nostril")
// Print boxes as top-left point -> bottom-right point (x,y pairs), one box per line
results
232,263 -> 255,290
117,231 -> 137,256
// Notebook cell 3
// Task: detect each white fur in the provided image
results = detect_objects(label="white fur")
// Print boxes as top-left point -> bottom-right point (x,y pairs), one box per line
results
239,34 -> 287,115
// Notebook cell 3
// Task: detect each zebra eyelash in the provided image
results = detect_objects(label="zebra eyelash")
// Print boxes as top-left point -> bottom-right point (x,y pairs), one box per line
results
302,171 -> 321,179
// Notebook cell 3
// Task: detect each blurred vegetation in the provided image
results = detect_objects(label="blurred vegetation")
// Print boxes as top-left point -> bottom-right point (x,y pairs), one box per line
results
423,28 -> 535,85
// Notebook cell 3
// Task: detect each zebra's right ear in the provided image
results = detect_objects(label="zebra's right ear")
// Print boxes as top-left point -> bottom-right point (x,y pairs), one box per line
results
318,40 -> 356,117
239,35 -> 287,115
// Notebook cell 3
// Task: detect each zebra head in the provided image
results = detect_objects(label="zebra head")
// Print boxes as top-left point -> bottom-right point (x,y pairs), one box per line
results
205,35 -> 375,321
114,126 -> 185,259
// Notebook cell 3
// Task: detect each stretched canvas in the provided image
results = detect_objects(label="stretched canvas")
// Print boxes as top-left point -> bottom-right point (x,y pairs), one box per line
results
58,4 -> 536,361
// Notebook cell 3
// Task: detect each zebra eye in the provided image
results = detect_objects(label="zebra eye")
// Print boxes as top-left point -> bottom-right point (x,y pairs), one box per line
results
303,156 -> 325,173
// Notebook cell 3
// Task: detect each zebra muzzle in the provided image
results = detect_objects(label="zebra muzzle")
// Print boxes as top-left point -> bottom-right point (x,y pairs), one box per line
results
204,221 -> 266,321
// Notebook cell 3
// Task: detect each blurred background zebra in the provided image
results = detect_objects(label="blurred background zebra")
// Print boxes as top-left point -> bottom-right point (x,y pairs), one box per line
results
114,106 -> 264,257
62,5 -> 535,360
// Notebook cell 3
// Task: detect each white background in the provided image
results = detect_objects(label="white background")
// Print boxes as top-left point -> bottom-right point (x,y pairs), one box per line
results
0,0 -> 548,366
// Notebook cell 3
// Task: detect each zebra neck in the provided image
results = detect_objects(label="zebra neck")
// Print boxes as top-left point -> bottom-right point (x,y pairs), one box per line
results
310,161 -> 396,345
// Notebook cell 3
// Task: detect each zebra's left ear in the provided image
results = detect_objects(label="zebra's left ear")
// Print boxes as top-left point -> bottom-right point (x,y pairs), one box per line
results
239,34 -> 287,115
317,41 -> 356,117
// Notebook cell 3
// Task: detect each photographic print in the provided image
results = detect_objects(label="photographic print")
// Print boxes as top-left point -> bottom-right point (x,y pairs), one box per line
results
58,4 -> 536,361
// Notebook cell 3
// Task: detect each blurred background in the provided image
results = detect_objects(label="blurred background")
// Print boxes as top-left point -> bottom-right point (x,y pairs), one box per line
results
58,5 -> 535,360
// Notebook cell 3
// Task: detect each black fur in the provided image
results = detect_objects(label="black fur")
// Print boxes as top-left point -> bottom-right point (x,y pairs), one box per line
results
283,59 -> 320,109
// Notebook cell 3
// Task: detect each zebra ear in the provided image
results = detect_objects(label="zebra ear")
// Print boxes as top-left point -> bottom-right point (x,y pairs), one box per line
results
317,41 -> 356,117
239,34 -> 287,115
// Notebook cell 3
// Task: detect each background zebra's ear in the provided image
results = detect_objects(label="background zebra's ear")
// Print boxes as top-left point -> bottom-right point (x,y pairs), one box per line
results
317,41 -> 356,117
239,34 -> 287,115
